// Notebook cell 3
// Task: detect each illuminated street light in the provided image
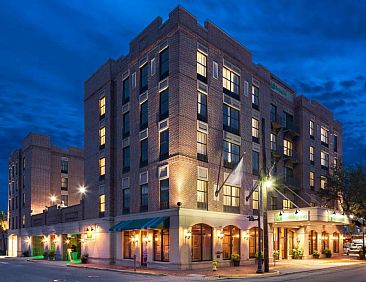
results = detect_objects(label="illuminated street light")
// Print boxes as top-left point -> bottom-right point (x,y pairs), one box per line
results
264,179 -> 273,189
50,195 -> 57,204
79,185 -> 87,195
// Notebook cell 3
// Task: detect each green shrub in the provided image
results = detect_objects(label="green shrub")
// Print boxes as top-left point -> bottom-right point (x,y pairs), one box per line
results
231,253 -> 240,261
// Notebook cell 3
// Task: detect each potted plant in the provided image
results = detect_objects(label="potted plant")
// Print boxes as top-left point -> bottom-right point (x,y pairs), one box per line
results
48,250 -> 55,260
292,247 -> 303,259
273,250 -> 280,261
43,250 -> 49,260
324,249 -> 332,258
231,253 -> 241,267
81,253 -> 89,264
312,250 -> 320,259
22,250 -> 30,257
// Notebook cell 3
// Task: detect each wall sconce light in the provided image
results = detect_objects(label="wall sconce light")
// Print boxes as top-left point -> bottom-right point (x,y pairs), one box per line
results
243,232 -> 249,240
279,210 -> 283,216
217,230 -> 224,240
185,230 -> 192,240
131,235 -> 139,244
65,239 -> 70,245
143,236 -> 151,244
42,237 -> 48,244
295,209 -> 300,214
80,238 -> 85,243
25,237 -> 31,244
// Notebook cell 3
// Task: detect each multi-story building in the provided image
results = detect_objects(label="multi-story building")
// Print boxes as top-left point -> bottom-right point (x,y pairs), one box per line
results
8,6 -> 349,268
7,133 -> 84,256
82,6 -> 347,268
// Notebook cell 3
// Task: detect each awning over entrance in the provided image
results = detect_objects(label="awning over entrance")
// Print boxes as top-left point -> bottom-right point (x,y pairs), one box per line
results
110,216 -> 170,231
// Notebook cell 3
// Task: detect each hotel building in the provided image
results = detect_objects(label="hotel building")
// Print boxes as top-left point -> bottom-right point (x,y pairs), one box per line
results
9,6 -> 349,269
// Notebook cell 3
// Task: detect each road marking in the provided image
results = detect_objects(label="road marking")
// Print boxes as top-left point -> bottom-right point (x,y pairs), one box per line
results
87,276 -> 100,278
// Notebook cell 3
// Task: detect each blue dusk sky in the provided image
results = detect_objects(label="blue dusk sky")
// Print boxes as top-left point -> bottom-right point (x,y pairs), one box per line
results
0,0 -> 365,211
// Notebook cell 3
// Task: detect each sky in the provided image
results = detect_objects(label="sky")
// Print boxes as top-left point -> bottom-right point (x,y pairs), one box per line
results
0,0 -> 365,211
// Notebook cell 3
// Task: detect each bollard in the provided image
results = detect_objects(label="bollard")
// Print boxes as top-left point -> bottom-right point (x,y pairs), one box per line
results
134,254 -> 136,272
212,259 -> 217,271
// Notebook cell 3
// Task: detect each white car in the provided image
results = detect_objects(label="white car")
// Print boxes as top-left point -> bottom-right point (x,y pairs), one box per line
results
347,243 -> 363,256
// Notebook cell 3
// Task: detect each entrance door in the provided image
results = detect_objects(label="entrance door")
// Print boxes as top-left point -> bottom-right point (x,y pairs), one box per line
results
288,231 -> 294,257
8,235 -> 17,257
141,231 -> 148,267
280,228 -> 288,259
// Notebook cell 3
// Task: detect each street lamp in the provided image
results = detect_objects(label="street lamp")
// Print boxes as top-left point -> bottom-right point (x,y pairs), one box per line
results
50,195 -> 56,205
79,185 -> 87,196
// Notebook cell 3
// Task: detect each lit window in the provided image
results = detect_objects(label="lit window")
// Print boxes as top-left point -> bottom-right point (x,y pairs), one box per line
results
270,133 -> 277,151
223,141 -> 240,168
252,118 -> 259,142
310,146 -> 314,163
310,120 -> 314,137
99,127 -> 105,146
310,171 -> 315,188
197,131 -> 207,162
197,180 -> 208,210
252,190 -> 259,209
99,96 -> 106,117
213,61 -> 218,79
320,176 -> 327,189
223,185 -> 240,213
223,67 -> 240,99
252,85 -> 259,107
321,127 -> 329,145
61,177 -> 68,191
283,139 -> 293,156
321,151 -> 329,168
283,199 -> 292,209
99,194 -> 105,215
99,158 -> 106,176
197,51 -> 207,81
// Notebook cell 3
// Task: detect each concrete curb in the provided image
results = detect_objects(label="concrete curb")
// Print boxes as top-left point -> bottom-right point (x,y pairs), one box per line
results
67,264 -> 167,276
216,270 -> 280,279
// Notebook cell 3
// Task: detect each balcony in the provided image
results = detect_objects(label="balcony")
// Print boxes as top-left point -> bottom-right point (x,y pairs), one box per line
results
283,148 -> 299,165
283,123 -> 300,138
270,113 -> 282,131
270,143 -> 282,160
283,177 -> 300,189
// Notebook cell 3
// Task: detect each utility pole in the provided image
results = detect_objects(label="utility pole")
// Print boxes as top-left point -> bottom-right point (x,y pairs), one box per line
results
256,180 -> 263,273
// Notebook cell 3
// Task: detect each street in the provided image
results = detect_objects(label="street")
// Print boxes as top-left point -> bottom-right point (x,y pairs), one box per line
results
0,258 -> 365,282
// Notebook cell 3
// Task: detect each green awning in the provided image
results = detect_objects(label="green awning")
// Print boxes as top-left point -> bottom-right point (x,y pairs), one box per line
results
110,216 -> 170,231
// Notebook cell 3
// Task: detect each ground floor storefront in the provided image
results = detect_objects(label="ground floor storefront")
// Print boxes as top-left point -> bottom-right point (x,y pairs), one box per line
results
8,207 -> 351,269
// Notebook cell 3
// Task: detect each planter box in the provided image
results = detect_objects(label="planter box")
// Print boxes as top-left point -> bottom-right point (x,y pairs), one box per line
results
233,260 -> 240,267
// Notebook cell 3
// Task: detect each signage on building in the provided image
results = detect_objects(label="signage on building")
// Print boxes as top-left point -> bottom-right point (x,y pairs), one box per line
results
275,211 -> 309,222
271,80 -> 294,102
328,213 -> 346,223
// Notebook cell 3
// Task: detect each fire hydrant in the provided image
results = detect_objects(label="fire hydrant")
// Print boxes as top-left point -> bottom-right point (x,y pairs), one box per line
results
212,259 -> 217,271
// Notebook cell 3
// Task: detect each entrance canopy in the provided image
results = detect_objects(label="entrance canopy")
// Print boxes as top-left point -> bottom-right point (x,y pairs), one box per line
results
110,216 -> 170,231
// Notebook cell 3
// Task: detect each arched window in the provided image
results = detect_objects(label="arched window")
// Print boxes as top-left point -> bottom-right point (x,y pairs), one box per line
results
191,224 -> 212,261
309,230 -> 318,255
249,227 -> 263,258
333,232 -> 339,253
222,225 -> 240,259
321,231 -> 329,252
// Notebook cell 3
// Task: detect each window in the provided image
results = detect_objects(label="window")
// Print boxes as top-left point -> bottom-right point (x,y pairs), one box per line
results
99,127 -> 105,148
249,227 -> 262,258
150,58 -> 156,76
197,92 -> 207,122
141,183 -> 148,212
197,50 -> 207,82
223,141 -> 240,169
223,185 -> 240,213
99,194 -> 105,217
252,190 -> 259,210
252,85 -> 259,109
99,158 -> 106,177
223,104 -> 240,135
22,215 -> 25,227
140,63 -> 148,93
123,231 -> 133,258
284,166 -> 294,185
123,188 -> 130,214
223,67 -> 239,99
283,199 -> 291,209
159,129 -> 169,160
283,139 -> 293,156
270,196 -> 277,210
153,229 -> 169,261
320,176 -> 327,189
61,195 -> 68,207
22,193 -> 25,206
140,138 -> 148,167
252,151 -> 259,176
213,61 -> 218,79
61,177 -> 68,191
160,178 -> 169,210
197,131 -> 208,162
140,101 -> 148,130
61,159 -> 68,173
99,96 -> 106,118
159,47 -> 169,80
334,157 -> 338,168
321,151 -> 329,169
23,157 -> 25,170
321,127 -> 329,146
310,120 -> 314,138
123,146 -> 130,173
309,231 -> 318,255
321,231 -> 329,252
252,118 -> 259,143
122,112 -> 130,138
333,232 -> 339,253
191,224 -> 212,261
197,180 -> 208,210
159,89 -> 169,120
131,72 -> 136,88
310,146 -> 314,164
334,134 -> 338,152
310,171 -> 315,189
122,78 -> 130,104
270,133 -> 277,151
270,104 -> 277,122
222,225 -> 240,260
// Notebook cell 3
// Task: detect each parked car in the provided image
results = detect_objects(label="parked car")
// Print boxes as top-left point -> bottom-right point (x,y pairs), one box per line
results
347,243 -> 363,257
343,242 -> 352,255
